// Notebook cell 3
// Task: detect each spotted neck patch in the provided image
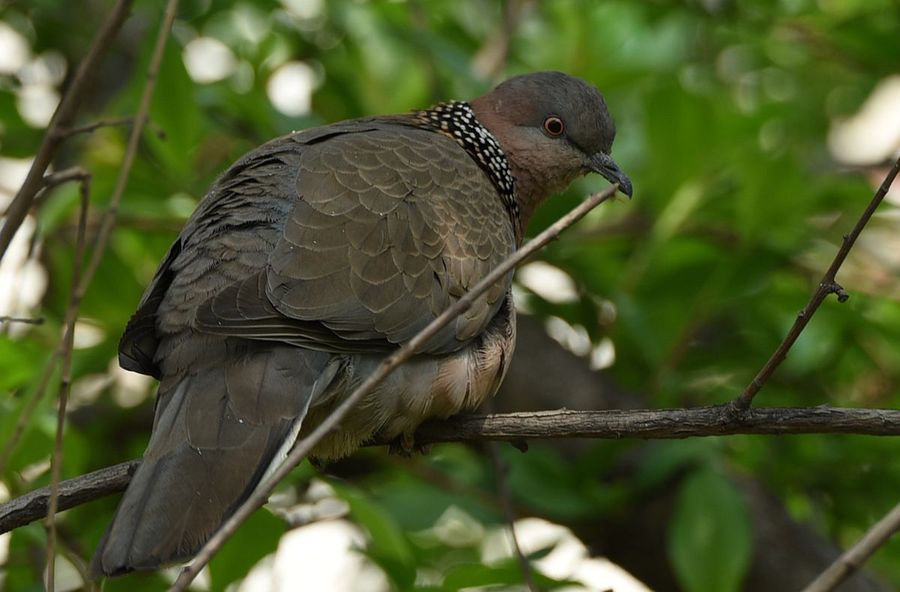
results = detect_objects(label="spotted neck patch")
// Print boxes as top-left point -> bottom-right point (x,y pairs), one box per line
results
416,101 -> 520,231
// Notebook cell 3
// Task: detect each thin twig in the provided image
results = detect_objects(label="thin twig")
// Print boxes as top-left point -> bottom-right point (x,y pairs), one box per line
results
5,405 -> 900,535
733,157 -> 900,411
0,0 -> 176,496
0,0 -> 134,261
60,117 -> 166,140
0,169 -> 90,476
45,173 -> 90,592
472,0 -> 528,81
55,525 -> 98,592
0,316 -> 45,325
42,167 -> 92,191
802,501 -> 900,592
488,443 -> 539,592
34,166 -> 93,212
170,186 -> 621,591
59,117 -> 134,138
76,0 -> 179,309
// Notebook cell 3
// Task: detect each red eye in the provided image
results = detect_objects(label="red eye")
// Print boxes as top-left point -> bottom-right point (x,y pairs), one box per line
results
543,116 -> 565,137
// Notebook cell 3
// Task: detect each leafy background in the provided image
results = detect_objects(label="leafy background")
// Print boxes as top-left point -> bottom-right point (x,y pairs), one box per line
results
1,0 -> 899,590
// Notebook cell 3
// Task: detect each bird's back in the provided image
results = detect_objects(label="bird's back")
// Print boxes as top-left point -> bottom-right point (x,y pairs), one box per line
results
121,117 -> 516,378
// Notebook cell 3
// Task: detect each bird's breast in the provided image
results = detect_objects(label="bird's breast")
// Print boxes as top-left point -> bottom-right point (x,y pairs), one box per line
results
303,294 -> 516,460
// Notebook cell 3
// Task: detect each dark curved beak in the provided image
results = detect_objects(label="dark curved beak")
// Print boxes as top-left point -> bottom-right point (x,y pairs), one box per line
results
590,153 -> 633,198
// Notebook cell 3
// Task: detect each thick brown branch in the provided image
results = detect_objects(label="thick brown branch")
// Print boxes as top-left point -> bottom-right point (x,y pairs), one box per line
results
413,405 -> 900,443
1,461 -> 139,535
3,405 -> 900,536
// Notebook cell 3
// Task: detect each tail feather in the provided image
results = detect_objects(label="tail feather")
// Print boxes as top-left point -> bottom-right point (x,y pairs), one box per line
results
91,341 -> 335,577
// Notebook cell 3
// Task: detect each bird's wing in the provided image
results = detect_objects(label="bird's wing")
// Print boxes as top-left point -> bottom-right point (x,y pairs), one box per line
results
119,132 -> 308,377
195,125 -> 515,355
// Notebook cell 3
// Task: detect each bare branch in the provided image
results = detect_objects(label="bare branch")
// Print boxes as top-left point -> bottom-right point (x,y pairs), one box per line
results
42,167 -> 92,191
59,117 -> 166,140
412,406 -> 900,443
0,0 -> 134,261
170,187 -> 623,590
0,316 -> 45,325
1,461 -> 138,535
59,117 -> 134,138
46,173 -> 90,592
0,169 -> 90,477
472,0 -> 529,81
4,405 -> 900,537
76,0 -> 179,310
489,443 -> 539,592
802,501 -> 900,592
19,1 -> 178,579
734,157 -> 900,410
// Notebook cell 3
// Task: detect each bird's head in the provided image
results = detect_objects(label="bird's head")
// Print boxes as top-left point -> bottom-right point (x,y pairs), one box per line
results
470,71 -> 631,226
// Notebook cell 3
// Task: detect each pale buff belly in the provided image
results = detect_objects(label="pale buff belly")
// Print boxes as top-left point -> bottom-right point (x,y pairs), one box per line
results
303,297 -> 516,460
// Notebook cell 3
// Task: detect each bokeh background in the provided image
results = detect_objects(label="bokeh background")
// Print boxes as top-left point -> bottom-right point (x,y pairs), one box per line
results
1,0 -> 899,590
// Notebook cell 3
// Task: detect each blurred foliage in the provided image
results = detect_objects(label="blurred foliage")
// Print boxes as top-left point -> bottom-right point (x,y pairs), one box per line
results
1,0 -> 900,590
668,467 -> 752,592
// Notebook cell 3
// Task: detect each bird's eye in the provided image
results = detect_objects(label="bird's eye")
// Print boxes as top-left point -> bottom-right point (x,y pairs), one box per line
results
543,116 -> 565,137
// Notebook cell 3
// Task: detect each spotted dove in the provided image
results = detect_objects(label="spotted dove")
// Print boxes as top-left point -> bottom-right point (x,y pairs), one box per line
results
91,70 -> 631,576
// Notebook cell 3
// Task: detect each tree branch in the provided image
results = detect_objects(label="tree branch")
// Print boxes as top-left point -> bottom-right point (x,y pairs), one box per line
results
59,116 -> 134,138
76,0 -> 178,313
1,461 -> 139,535
46,169 -> 90,592
802,500 -> 900,592
414,405 -> 900,442
734,156 -> 900,410
488,442 -> 539,592
3,405 -> 900,536
0,0 -> 134,260
0,316 -> 44,325
0,0 -> 176,480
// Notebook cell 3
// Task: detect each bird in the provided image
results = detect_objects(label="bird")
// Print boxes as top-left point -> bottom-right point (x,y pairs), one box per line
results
90,70 -> 632,577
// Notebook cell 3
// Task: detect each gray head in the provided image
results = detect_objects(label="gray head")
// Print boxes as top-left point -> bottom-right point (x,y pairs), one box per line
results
471,71 -> 631,224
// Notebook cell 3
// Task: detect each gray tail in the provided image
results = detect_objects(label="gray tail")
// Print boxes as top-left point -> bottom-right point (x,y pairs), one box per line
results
90,341 -> 335,577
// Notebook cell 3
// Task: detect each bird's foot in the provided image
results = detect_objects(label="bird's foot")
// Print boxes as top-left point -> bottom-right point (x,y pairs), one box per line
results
388,432 -> 431,456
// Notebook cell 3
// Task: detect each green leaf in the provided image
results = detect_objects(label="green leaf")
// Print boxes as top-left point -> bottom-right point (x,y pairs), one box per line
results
668,467 -> 753,592
440,559 -> 576,591
633,440 -> 721,492
142,38 -> 202,180
502,445 -> 598,520
333,482 -> 415,588
0,335 -> 46,391
5,524 -> 49,592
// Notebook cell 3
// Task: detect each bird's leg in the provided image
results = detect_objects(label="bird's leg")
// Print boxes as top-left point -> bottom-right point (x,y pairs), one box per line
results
388,431 -> 431,456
